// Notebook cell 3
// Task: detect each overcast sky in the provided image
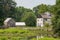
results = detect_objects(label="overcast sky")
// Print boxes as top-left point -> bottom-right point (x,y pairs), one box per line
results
15,0 -> 56,9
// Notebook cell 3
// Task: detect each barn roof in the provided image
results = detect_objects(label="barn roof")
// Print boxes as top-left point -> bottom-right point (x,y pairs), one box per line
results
4,18 -> 12,23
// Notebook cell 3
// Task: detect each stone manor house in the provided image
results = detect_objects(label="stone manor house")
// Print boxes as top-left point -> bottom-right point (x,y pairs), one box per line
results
36,12 -> 52,27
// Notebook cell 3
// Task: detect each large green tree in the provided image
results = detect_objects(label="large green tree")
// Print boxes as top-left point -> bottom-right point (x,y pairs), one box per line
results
33,4 -> 48,16
15,7 -> 25,22
15,7 -> 36,26
21,11 -> 36,26
0,0 -> 16,25
52,9 -> 60,37
52,0 -> 60,37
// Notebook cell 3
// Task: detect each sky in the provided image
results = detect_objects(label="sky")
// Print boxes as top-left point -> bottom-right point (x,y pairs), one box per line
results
14,0 -> 56,9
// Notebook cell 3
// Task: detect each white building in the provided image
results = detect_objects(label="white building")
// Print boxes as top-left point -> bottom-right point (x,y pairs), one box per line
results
37,12 -> 51,27
4,18 -> 15,27
15,22 -> 26,26
37,16 -> 44,27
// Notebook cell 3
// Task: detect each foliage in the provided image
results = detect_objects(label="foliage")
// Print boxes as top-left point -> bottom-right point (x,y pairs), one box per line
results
52,9 -> 60,37
56,0 -> 60,6
15,7 -> 36,26
21,11 -> 36,26
33,4 -> 48,16
15,7 -> 26,21
51,0 -> 60,37
0,0 -> 16,25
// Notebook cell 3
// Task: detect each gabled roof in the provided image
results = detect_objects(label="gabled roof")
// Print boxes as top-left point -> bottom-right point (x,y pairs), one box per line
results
41,14 -> 51,19
4,18 -> 12,23
37,12 -> 51,18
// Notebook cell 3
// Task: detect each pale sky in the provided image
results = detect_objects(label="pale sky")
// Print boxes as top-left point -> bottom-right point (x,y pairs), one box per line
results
15,0 -> 56,9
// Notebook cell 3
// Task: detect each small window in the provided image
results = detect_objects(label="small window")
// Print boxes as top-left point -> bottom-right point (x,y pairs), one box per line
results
41,19 -> 43,21
44,19 -> 47,21
38,20 -> 39,21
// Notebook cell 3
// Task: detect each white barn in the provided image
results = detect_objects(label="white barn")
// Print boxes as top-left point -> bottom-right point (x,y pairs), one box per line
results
15,22 -> 26,26
4,18 -> 15,27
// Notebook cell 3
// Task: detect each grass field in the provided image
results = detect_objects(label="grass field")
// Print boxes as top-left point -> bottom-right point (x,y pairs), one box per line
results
32,37 -> 60,40
0,27 -> 59,40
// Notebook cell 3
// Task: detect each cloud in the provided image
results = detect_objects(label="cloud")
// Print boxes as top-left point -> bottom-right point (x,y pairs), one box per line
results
15,0 -> 56,9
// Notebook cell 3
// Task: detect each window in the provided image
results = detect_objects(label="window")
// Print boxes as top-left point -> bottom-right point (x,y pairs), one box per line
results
44,19 -> 47,21
38,20 -> 39,21
41,19 -> 43,21
38,23 -> 41,26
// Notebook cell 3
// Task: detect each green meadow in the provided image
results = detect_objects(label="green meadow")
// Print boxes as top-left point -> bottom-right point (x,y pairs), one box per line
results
0,27 -> 59,40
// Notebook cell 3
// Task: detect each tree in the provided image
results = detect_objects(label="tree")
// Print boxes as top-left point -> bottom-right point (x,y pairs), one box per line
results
15,7 -> 25,22
0,0 -> 16,25
56,0 -> 60,6
51,0 -> 60,37
44,23 -> 50,36
21,11 -> 36,26
52,9 -> 60,37
15,7 -> 36,26
33,4 -> 48,16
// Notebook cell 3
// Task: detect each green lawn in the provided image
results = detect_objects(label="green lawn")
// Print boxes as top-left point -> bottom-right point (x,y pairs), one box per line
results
31,37 -> 60,40
0,27 -> 59,40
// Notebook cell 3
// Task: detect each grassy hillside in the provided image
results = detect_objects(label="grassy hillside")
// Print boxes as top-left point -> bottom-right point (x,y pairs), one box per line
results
0,27 -> 59,40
